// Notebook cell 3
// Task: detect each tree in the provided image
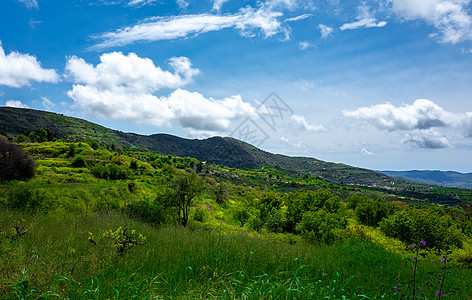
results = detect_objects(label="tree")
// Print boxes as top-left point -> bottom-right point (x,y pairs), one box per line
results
0,135 -> 35,182
213,182 -> 228,204
166,171 -> 205,226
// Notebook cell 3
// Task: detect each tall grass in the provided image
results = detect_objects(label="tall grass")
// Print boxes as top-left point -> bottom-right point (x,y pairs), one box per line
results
1,210 -> 471,299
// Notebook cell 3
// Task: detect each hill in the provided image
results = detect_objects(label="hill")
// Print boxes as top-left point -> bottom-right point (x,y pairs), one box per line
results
380,170 -> 472,189
2,106 -> 470,205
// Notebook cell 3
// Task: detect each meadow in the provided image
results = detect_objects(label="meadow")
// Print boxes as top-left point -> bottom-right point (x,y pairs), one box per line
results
1,138 -> 472,299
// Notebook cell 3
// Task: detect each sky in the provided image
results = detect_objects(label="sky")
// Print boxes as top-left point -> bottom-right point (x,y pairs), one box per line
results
1,0 -> 472,172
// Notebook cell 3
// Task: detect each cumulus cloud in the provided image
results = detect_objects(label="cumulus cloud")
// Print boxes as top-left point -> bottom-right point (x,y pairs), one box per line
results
66,52 -> 257,135
403,132 -> 451,149
5,100 -> 29,108
18,0 -> 38,9
340,3 -> 387,30
290,114 -> 325,132
0,42 -> 59,88
343,99 -> 457,131
318,24 -> 334,39
344,99 -> 472,149
90,2 -> 295,49
389,0 -> 472,43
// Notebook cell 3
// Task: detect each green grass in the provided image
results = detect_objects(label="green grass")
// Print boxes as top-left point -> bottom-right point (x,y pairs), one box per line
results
1,210 -> 471,299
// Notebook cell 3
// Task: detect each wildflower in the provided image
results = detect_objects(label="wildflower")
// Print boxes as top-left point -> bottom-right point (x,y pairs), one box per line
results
440,257 -> 446,262
411,244 -> 416,249
436,290 -> 442,297
420,240 -> 426,246
414,256 -> 417,260
394,286 -> 398,291
437,276 -> 442,280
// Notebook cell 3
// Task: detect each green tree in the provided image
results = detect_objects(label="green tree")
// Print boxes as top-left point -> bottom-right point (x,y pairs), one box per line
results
355,198 -> 395,227
165,171 -> 205,226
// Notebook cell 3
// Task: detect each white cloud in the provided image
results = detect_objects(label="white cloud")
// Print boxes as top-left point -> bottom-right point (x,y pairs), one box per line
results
389,0 -> 472,43
128,0 -> 159,6
0,42 -> 59,88
344,99 -> 472,149
18,0 -> 38,9
176,0 -> 189,10
285,14 -> 312,22
212,0 -> 229,12
5,100 -> 29,108
361,148 -> 375,156
340,3 -> 387,30
90,3 -> 292,49
41,97 -> 55,111
298,41 -> 312,50
343,99 -> 458,131
281,136 -> 303,148
340,18 -> 387,30
318,24 -> 334,38
290,114 -> 325,131
66,52 -> 257,134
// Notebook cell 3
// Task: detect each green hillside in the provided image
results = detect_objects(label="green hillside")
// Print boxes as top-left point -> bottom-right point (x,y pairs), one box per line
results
0,138 -> 471,299
2,107 -> 471,207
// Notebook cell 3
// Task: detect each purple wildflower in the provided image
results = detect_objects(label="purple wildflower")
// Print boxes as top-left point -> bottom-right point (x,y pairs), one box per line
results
411,244 -> 416,249
440,257 -> 446,262
420,240 -> 426,246
436,290 -> 443,297
438,276 -> 442,280
394,286 -> 398,291
414,256 -> 418,260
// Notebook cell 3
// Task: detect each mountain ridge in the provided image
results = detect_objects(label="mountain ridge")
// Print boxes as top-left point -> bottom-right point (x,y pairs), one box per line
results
380,170 -> 472,189
0,107 -> 457,191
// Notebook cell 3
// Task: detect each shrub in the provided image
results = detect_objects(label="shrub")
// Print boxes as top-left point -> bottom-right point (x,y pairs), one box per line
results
355,198 -> 395,227
0,135 -> 35,182
91,163 -> 130,180
123,200 -> 166,225
6,186 -> 44,212
71,156 -> 87,168
379,208 -> 464,249
192,206 -> 207,222
296,209 -> 347,244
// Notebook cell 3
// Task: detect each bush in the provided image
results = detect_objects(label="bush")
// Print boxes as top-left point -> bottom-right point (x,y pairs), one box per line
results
379,208 -> 464,249
123,200 -> 165,225
355,198 -> 395,227
71,156 -> 87,168
91,163 -> 130,180
6,186 -> 44,212
0,135 -> 35,182
296,209 -> 347,244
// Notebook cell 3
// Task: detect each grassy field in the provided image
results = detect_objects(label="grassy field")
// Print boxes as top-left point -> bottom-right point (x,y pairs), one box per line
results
1,140 -> 472,299
2,211 -> 472,299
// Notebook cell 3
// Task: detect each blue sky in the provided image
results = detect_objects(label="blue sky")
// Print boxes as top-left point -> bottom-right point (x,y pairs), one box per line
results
1,0 -> 472,172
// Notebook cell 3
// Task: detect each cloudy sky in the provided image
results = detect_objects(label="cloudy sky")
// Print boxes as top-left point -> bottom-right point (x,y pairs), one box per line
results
1,0 -> 472,172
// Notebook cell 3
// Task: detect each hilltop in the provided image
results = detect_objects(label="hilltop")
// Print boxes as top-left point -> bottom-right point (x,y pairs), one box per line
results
0,107 -> 401,187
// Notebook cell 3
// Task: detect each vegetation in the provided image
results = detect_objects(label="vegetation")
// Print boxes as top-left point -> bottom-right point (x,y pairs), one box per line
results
0,135 -> 35,182
0,133 -> 471,298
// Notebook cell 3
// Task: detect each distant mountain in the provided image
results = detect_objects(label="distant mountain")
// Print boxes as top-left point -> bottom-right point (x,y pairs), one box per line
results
379,170 -> 472,189
0,107 -> 440,190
